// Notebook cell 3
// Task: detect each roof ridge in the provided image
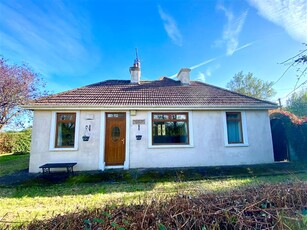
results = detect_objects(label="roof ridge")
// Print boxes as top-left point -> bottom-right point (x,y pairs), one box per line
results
86,79 -> 130,87
159,76 -> 177,81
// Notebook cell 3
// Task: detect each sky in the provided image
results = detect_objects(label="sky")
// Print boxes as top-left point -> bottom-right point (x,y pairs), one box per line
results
0,0 -> 306,105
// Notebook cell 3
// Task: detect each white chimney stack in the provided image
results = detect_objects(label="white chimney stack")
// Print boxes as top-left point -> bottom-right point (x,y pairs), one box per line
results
130,49 -> 141,84
176,68 -> 191,85
130,65 -> 140,84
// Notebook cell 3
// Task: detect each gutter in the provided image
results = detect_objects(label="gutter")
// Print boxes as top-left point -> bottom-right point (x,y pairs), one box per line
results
22,104 -> 278,111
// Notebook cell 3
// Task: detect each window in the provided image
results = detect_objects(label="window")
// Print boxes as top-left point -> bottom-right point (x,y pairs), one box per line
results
55,113 -> 76,148
107,113 -> 125,118
111,126 -> 120,142
226,112 -> 243,144
152,113 -> 189,145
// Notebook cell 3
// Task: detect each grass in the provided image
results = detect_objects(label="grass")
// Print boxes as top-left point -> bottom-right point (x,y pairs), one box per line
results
0,153 -> 306,229
1,173 -> 307,228
0,153 -> 29,176
27,182 -> 307,230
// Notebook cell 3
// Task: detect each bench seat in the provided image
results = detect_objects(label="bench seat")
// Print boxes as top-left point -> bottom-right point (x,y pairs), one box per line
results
39,163 -> 77,174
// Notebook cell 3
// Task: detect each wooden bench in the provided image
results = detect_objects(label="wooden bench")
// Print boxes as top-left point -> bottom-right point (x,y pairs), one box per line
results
39,163 -> 77,174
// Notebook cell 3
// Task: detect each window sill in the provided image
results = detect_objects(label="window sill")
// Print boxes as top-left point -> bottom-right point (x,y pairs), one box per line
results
148,144 -> 194,149
225,143 -> 249,147
49,147 -> 78,152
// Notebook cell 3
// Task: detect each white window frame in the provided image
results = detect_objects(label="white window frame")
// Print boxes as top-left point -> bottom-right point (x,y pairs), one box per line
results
148,111 -> 194,148
49,111 -> 80,151
223,111 -> 249,147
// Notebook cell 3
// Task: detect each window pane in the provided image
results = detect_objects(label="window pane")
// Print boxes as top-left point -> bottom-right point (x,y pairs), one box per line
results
59,114 -> 74,121
227,113 -> 239,120
153,114 -> 187,120
226,113 -> 243,143
153,114 -> 169,120
153,121 -> 188,144
57,122 -> 75,147
152,113 -> 189,145
111,126 -> 120,142
56,113 -> 76,148
107,113 -> 125,118
175,114 -> 187,120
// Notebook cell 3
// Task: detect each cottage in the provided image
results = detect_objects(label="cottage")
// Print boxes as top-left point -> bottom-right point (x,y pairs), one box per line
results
25,59 -> 277,173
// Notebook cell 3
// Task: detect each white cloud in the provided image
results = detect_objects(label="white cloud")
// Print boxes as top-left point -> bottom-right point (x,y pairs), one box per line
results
0,1 -> 100,77
216,4 -> 248,56
169,56 -> 220,78
194,64 -> 221,82
248,0 -> 307,43
205,69 -> 212,77
233,42 -> 254,53
195,71 -> 206,82
190,57 -> 220,70
169,41 -> 251,78
158,5 -> 183,46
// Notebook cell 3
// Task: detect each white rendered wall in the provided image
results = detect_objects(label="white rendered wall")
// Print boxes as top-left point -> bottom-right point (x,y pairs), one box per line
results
129,110 -> 274,168
29,109 -> 274,172
29,110 -> 102,172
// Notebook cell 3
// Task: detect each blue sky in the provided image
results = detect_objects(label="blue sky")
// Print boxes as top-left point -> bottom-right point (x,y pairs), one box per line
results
0,0 -> 306,105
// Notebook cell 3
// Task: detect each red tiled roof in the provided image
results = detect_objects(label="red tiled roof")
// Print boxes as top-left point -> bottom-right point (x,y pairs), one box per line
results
28,77 -> 277,109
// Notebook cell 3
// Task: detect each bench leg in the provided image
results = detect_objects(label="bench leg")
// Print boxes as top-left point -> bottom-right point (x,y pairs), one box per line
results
66,166 -> 74,174
42,168 -> 50,174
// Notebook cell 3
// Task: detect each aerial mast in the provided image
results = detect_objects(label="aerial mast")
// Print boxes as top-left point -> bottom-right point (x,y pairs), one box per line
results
134,48 -> 140,68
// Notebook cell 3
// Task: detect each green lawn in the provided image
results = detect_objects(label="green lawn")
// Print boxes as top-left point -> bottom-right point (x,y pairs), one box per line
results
0,153 -> 29,176
0,153 -> 306,229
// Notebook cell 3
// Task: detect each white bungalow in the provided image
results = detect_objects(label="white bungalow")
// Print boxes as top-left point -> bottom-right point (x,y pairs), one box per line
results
25,59 -> 277,172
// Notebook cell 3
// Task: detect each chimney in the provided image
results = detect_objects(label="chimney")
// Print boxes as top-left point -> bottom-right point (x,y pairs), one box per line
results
176,68 -> 191,85
130,49 -> 141,84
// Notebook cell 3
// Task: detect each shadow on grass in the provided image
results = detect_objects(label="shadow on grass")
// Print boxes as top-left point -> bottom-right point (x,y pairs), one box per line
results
0,162 -> 306,199
0,153 -> 30,177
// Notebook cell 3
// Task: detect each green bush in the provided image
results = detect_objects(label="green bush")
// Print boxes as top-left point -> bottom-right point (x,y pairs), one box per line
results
270,110 -> 307,162
0,129 -> 31,154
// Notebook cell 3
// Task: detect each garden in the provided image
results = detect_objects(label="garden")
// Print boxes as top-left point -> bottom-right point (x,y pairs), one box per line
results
0,153 -> 306,229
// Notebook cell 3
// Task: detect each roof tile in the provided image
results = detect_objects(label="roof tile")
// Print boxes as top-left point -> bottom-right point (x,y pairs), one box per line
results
29,77 -> 277,108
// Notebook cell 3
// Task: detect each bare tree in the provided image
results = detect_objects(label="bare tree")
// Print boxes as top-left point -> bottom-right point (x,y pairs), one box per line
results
275,44 -> 307,98
0,57 -> 47,131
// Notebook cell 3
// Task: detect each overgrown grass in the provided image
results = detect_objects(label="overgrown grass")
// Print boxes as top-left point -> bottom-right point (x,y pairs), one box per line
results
28,182 -> 307,230
1,172 -> 307,229
0,156 -> 306,229
0,153 -> 29,176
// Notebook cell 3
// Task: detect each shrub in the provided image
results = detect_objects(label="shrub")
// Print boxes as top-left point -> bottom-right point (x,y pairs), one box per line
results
0,129 -> 31,154
270,110 -> 307,161
27,182 -> 307,229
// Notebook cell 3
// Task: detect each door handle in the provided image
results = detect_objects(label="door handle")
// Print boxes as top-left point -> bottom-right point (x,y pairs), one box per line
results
121,138 -> 125,144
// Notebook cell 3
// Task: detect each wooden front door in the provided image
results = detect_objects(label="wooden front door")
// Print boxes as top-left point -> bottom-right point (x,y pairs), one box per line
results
105,113 -> 126,166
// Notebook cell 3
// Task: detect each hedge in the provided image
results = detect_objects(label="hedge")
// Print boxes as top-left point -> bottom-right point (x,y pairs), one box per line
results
270,110 -> 307,162
0,129 -> 31,154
